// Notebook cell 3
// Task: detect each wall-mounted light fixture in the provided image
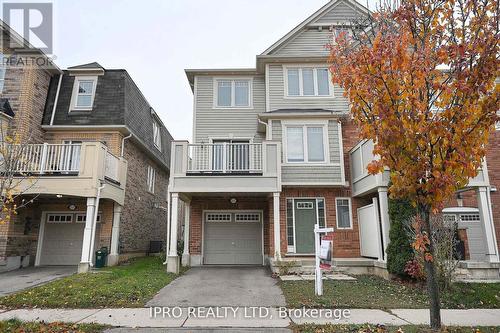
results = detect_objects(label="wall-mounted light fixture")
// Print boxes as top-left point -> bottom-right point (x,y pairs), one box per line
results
230,198 -> 237,204
56,194 -> 63,198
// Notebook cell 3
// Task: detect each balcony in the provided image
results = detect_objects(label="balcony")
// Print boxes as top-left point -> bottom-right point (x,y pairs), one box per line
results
169,141 -> 281,193
5,142 -> 128,204
350,139 -> 490,197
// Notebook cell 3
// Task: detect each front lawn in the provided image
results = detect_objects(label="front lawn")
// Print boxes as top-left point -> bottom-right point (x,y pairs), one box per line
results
281,275 -> 500,309
0,256 -> 186,309
293,324 -> 500,333
0,319 -> 107,333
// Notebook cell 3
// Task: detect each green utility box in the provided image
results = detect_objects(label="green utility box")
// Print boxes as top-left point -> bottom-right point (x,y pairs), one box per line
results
95,247 -> 108,268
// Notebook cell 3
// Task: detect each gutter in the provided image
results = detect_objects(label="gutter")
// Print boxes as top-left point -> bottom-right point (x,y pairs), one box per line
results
49,74 -> 63,126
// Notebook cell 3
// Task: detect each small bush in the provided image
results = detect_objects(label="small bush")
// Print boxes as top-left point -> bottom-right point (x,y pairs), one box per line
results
386,198 -> 415,277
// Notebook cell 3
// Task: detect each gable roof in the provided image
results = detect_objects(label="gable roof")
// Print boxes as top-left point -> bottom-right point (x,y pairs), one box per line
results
67,62 -> 104,70
260,0 -> 369,56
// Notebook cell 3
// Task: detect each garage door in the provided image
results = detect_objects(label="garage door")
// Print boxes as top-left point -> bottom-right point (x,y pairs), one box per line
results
204,211 -> 263,265
40,212 -> 100,266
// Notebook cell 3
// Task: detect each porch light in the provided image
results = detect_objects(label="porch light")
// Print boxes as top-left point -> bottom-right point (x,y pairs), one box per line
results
230,198 -> 237,204
56,194 -> 63,198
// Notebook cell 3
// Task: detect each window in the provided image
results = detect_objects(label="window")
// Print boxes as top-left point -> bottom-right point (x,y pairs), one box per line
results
235,213 -> 260,222
153,120 -> 162,151
46,213 -> 73,223
496,111 -> 500,131
285,125 -> 326,163
336,198 -> 352,229
297,202 -> 313,209
459,214 -> 480,222
286,67 -> 331,97
71,76 -> 97,110
75,213 -> 101,223
147,165 -> 156,193
0,53 -> 6,93
206,212 -> 232,222
215,79 -> 252,108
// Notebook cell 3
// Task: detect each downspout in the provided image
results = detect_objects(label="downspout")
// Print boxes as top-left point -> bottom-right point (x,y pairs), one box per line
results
121,133 -> 133,157
49,74 -> 63,126
257,118 -> 269,140
89,183 -> 105,267
163,184 -> 171,265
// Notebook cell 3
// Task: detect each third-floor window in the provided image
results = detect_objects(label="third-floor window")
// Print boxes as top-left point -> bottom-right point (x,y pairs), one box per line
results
153,119 -> 162,151
285,66 -> 331,97
214,78 -> 252,108
70,76 -> 97,111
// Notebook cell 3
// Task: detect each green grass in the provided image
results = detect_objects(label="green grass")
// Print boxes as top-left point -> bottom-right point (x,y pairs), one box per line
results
281,275 -> 500,309
0,256 -> 186,309
293,324 -> 500,333
0,319 -> 107,333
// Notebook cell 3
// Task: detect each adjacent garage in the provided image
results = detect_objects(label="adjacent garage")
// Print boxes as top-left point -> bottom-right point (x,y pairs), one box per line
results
203,211 -> 263,265
38,212 -> 100,266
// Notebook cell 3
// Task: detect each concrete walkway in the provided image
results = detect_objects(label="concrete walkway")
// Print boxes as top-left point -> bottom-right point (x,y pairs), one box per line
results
146,267 -> 286,307
0,266 -> 76,296
0,308 -> 499,328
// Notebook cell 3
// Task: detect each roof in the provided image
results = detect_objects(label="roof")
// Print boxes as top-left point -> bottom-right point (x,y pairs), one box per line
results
0,98 -> 14,118
185,68 -> 259,88
67,62 -> 104,70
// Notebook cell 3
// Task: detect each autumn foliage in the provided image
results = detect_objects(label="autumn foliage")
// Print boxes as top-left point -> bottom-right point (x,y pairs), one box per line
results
329,0 -> 498,328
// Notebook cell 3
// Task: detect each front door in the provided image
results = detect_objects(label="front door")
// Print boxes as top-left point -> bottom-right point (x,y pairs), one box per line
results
294,199 -> 317,254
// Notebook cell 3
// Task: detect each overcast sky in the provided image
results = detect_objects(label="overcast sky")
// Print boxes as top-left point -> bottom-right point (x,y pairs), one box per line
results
25,0 -> 375,141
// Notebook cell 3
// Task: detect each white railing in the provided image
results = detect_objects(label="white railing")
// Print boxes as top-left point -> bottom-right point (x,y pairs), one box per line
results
105,151 -> 120,182
187,143 -> 263,174
10,143 -> 81,174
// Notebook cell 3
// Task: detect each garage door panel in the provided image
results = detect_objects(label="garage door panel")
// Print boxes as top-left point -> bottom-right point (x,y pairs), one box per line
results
204,211 -> 262,265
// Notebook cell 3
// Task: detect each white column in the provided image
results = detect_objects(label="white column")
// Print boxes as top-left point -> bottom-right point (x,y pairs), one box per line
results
378,187 -> 391,261
181,200 -> 191,266
273,192 -> 281,260
108,203 -> 123,266
79,197 -> 96,273
167,193 -> 180,273
477,187 -> 499,262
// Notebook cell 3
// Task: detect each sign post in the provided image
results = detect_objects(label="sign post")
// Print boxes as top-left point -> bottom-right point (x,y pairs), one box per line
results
314,224 -> 334,296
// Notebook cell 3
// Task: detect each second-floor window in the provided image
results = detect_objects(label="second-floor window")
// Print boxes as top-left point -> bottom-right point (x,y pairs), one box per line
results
285,124 -> 327,163
215,79 -> 252,108
71,76 -> 97,110
153,119 -> 162,151
147,165 -> 156,193
285,67 -> 331,97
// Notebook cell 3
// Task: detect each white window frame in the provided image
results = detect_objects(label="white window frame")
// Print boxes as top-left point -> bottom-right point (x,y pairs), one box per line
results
147,165 -> 156,194
46,213 -> 74,224
0,53 -> 6,93
152,119 -> 162,151
282,120 -> 330,165
335,197 -> 353,230
75,212 -> 102,224
286,197 -> 327,254
69,76 -> 98,111
283,65 -> 334,98
213,77 -> 253,109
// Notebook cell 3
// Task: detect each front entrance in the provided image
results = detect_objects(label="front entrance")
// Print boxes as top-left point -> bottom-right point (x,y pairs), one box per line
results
294,199 -> 317,254
203,210 -> 263,265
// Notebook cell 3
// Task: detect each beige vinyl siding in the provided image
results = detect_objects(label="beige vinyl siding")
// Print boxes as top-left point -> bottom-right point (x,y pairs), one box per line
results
312,0 -> 364,24
271,119 -> 343,184
194,75 -> 266,143
267,65 -> 349,112
272,29 -> 332,57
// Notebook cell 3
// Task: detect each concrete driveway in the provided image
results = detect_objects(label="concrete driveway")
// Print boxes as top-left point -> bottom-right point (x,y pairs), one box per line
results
147,266 -> 286,307
0,266 -> 76,296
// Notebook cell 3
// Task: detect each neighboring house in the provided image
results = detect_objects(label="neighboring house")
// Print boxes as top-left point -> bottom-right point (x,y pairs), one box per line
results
0,24 -> 173,273
167,0 -> 500,279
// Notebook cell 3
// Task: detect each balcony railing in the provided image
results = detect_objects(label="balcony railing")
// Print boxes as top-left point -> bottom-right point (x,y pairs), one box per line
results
187,143 -> 263,174
104,151 -> 120,182
10,143 -> 82,174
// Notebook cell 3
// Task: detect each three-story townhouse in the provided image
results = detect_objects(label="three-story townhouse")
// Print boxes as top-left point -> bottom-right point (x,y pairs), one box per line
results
168,0 -> 500,279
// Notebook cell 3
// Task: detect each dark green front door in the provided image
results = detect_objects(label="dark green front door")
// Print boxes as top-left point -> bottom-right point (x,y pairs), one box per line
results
294,199 -> 317,253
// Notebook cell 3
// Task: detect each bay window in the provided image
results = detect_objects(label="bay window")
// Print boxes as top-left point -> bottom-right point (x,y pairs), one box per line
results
286,67 -> 331,97
285,124 -> 327,163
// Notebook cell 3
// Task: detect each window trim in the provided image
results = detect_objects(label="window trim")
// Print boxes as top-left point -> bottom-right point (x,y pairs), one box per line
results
283,65 -> 334,98
147,165 -> 156,194
152,119 -> 162,151
282,120 -> 330,165
335,197 -> 353,230
495,111 -> 500,131
0,52 -> 6,93
69,76 -> 98,111
286,197 -> 327,254
213,77 -> 253,109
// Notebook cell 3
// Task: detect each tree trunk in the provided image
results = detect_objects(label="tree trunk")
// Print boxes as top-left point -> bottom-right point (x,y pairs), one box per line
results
419,204 -> 442,329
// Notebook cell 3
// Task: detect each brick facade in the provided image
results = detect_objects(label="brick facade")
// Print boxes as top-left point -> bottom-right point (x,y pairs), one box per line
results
44,130 -> 124,156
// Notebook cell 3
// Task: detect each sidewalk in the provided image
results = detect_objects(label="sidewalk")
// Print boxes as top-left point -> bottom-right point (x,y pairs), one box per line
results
0,307 -> 499,328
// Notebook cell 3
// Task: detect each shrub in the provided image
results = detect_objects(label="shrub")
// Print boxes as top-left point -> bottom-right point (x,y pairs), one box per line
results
386,198 -> 415,277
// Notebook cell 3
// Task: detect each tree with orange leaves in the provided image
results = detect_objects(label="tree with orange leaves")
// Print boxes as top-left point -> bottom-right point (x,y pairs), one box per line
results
329,0 -> 499,329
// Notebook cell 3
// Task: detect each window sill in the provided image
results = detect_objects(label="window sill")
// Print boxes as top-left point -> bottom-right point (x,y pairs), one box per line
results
283,95 -> 334,100
212,106 -> 254,110
282,162 -> 339,167
69,107 -> 93,112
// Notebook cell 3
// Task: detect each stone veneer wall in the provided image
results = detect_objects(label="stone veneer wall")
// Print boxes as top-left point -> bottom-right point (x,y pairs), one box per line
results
120,140 -> 168,254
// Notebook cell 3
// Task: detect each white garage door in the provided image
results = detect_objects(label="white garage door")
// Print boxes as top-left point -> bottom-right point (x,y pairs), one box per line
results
40,212 -> 100,266
204,211 -> 263,265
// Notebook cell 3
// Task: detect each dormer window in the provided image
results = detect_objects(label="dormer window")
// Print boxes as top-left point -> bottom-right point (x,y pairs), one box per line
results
70,76 -> 97,111
153,119 -> 162,151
